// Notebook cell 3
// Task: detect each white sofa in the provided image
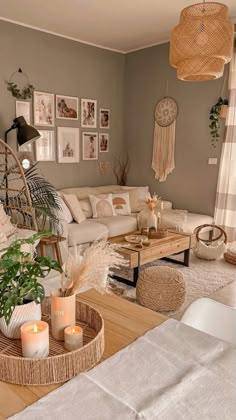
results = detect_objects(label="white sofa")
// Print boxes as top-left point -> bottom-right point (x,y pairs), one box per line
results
57,185 -> 213,261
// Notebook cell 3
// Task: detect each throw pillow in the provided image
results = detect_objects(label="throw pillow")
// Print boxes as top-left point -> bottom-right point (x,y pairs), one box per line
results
112,192 -> 131,215
122,186 -> 149,212
56,196 -> 73,224
62,194 -> 86,224
79,198 -> 93,219
89,194 -> 116,218
0,204 -> 17,237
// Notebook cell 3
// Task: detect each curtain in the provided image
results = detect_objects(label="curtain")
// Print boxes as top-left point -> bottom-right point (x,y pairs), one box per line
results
214,50 -> 236,242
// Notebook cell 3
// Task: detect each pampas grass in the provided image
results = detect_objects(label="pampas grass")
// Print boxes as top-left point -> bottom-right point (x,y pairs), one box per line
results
60,235 -> 127,297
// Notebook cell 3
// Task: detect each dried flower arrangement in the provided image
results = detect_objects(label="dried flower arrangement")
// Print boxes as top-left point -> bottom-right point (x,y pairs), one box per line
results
146,193 -> 161,211
59,236 -> 128,297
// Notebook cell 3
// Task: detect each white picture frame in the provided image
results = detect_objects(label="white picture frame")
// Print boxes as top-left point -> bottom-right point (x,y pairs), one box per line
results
99,133 -> 109,153
99,108 -> 110,129
33,91 -> 55,127
16,100 -> 31,124
82,132 -> 98,160
81,98 -> 97,128
35,130 -> 55,161
57,127 -> 80,163
56,95 -> 78,120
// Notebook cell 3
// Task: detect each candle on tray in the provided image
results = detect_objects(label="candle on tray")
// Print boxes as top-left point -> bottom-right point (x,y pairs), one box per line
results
21,321 -> 49,358
64,326 -> 83,351
157,211 -> 161,228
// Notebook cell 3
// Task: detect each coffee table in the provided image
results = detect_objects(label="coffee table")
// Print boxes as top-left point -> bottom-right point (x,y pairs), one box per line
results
110,231 -> 192,287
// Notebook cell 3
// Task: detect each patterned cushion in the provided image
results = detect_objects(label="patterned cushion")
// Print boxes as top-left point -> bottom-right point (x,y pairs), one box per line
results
89,194 -> 116,218
0,204 -> 17,237
112,192 -> 131,215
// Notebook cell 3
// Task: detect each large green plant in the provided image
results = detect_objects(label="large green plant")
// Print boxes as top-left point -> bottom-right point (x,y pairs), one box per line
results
24,163 -> 62,234
209,97 -> 228,147
0,232 -> 62,324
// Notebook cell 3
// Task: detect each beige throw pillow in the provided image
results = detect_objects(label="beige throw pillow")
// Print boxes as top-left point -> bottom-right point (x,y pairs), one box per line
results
122,186 -> 149,212
89,194 -> 116,218
56,196 -> 73,223
112,192 -> 131,215
79,198 -> 93,219
63,194 -> 86,223
0,204 -> 17,237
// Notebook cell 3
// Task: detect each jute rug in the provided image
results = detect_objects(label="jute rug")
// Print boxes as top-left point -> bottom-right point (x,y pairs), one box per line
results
109,251 -> 236,320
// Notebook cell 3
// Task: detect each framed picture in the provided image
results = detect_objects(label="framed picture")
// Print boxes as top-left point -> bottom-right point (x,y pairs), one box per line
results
16,101 -> 31,124
56,95 -> 78,120
57,127 -> 80,163
99,108 -> 110,129
81,98 -> 97,128
99,133 -> 109,152
35,130 -> 55,161
82,132 -> 98,160
34,91 -> 55,127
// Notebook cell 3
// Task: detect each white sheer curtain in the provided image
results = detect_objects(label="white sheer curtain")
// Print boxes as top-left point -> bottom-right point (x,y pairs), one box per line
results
214,50 -> 236,242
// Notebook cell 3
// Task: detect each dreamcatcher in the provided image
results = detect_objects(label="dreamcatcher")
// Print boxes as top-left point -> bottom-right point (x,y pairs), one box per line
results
152,83 -> 178,182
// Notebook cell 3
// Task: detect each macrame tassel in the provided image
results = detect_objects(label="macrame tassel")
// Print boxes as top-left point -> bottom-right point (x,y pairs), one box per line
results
152,120 -> 176,182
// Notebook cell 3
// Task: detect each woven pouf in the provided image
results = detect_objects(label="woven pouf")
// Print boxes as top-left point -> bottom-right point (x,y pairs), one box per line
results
136,266 -> 186,312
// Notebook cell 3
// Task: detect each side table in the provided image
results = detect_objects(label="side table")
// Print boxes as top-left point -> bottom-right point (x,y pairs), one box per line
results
39,235 -> 66,266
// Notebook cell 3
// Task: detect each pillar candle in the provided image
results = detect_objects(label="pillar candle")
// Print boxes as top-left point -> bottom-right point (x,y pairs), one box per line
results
21,321 -> 49,358
64,326 -> 83,351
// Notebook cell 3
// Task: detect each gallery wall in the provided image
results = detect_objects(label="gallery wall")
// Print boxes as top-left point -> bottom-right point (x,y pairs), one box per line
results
124,42 -> 227,216
0,20 -> 125,189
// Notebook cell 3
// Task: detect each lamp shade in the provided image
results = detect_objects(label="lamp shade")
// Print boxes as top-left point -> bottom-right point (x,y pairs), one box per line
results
170,2 -> 234,81
14,116 -> 40,146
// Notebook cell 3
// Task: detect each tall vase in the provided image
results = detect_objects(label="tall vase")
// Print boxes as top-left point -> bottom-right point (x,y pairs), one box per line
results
148,209 -> 157,231
50,289 -> 76,341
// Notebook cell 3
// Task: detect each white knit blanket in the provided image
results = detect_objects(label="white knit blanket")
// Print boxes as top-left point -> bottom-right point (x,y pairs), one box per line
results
10,319 -> 236,420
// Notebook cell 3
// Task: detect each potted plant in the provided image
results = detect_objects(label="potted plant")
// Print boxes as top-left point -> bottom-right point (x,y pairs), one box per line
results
0,231 -> 62,338
209,97 -> 228,147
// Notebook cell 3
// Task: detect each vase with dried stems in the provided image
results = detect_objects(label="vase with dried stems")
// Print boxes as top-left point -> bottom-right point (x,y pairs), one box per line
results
113,155 -> 130,186
145,193 -> 162,232
51,235 -> 127,340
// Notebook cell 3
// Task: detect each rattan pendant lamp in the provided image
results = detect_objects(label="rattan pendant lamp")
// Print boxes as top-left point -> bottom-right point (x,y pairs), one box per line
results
170,1 -> 234,81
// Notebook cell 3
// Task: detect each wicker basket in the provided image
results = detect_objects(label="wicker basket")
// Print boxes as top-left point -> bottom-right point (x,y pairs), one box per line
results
224,251 -> 236,265
0,299 -> 104,385
194,224 -> 227,260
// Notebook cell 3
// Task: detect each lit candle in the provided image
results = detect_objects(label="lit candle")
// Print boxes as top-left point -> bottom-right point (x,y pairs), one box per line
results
64,326 -> 83,351
161,201 -> 164,211
157,211 -> 161,229
21,321 -> 49,358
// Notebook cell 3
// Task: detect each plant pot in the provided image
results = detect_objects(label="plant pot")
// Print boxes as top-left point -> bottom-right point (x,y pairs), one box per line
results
0,301 -> 42,339
219,104 -> 228,119
50,289 -> 76,341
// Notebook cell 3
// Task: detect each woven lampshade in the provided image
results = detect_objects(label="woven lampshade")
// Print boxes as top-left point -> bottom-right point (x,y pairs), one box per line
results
170,2 -> 234,81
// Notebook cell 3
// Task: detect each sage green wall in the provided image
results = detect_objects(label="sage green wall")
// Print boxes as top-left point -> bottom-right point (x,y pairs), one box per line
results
0,20 -> 125,188
124,42 -> 227,216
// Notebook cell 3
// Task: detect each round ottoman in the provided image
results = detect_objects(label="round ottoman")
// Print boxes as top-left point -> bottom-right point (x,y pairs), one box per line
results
136,266 -> 186,312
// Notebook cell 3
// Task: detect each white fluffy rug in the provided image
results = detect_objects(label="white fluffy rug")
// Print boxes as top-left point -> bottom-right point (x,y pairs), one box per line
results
110,251 -> 236,320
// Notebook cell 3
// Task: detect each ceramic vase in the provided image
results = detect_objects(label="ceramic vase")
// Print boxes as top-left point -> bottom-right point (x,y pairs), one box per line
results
148,209 -> 157,231
0,301 -> 42,339
50,289 -> 76,341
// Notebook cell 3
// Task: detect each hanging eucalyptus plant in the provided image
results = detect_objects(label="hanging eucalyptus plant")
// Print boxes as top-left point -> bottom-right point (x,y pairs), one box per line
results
209,97 -> 228,147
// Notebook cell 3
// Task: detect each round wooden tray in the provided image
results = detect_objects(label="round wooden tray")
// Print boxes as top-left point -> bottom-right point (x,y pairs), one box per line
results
0,299 -> 104,385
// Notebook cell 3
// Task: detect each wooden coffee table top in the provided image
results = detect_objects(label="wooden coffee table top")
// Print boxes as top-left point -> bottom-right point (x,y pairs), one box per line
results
110,231 -> 192,268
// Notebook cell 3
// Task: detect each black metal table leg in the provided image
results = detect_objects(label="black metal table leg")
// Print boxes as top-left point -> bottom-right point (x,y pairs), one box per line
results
111,266 -> 139,288
184,248 -> 190,267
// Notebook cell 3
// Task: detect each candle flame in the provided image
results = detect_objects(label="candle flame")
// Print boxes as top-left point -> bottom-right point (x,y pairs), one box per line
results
33,324 -> 38,333
72,327 -> 76,334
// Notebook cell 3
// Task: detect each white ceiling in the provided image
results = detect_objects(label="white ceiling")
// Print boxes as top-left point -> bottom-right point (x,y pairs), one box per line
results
1,0 -> 236,53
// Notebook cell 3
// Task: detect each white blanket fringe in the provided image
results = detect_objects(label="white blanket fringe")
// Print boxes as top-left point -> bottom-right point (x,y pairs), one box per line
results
152,120 -> 176,182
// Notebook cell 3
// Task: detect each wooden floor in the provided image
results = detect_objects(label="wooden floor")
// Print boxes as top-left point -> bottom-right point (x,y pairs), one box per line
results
210,279 -> 236,307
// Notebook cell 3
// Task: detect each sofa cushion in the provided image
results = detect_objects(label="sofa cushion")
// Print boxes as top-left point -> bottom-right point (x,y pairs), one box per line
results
59,185 -> 121,200
67,221 -> 108,246
89,194 -> 116,218
0,204 -> 17,237
122,186 -> 149,212
56,195 -> 73,223
90,215 -> 137,237
63,194 -> 86,223
79,198 -> 93,219
112,192 -> 131,216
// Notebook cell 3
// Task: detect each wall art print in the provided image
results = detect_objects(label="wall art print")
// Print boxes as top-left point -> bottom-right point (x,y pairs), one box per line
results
34,91 -> 55,127
57,127 -> 80,163
81,98 -> 97,128
56,95 -> 78,120
82,132 -> 98,160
